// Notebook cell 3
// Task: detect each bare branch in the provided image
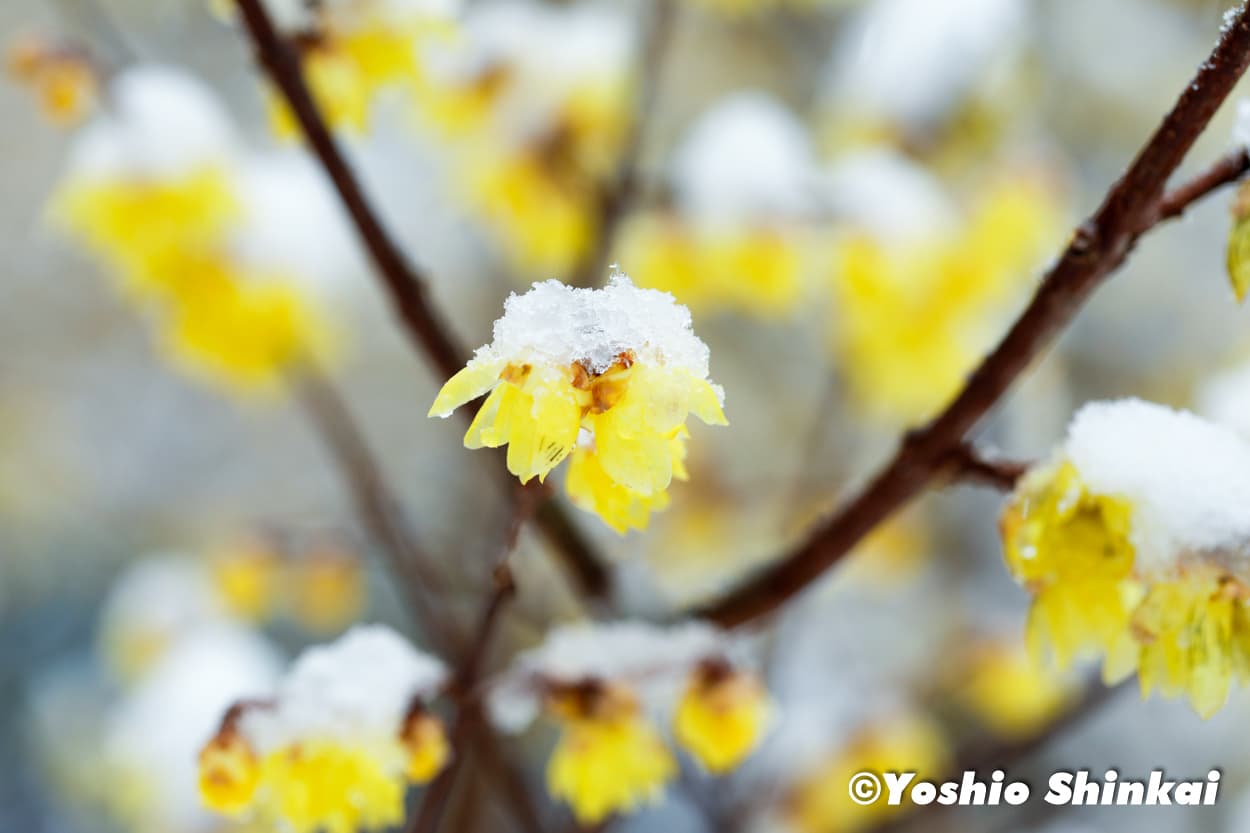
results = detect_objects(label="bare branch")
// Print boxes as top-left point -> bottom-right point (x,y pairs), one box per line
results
692,11 -> 1250,628
409,484 -> 542,833
943,443 -> 1031,492
231,0 -> 612,604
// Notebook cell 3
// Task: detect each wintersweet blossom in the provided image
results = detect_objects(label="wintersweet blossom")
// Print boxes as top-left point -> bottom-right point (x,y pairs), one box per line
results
622,93 -> 816,317
414,2 -> 633,277
949,638 -> 1075,738
199,626 -> 450,833
487,621 -> 771,824
48,66 -> 342,393
429,274 -> 726,532
828,163 -> 1061,422
1001,399 -> 1250,717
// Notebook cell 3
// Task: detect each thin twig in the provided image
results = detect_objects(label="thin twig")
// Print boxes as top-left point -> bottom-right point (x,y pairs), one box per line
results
571,0 -> 678,286
232,0 -> 612,604
692,11 -> 1250,628
942,443 -> 1031,492
409,484 -> 541,833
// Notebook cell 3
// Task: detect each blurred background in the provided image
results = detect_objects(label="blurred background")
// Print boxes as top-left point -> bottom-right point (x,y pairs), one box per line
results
5,0 -> 1250,831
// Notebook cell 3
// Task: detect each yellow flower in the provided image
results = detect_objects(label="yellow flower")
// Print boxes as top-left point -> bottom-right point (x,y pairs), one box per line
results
460,149 -> 597,279
546,684 -> 676,825
51,167 -> 240,294
7,36 -> 98,126
951,640 -> 1075,738
429,276 -> 726,532
199,726 -> 261,815
400,707 -> 451,782
161,258 -> 335,393
673,662 -> 772,773
199,628 -> 451,831
831,176 -> 1060,422
787,715 -> 947,833
210,538 -> 284,622
623,216 -> 805,317
288,546 -> 367,634
1001,461 -> 1141,675
1001,405 -> 1250,719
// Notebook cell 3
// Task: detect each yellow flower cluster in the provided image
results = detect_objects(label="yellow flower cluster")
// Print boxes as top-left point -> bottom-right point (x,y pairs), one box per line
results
542,661 -> 772,825
199,627 -> 450,833
412,5 -> 631,278
265,0 -> 456,138
429,276 -> 725,533
831,175 -> 1060,422
622,216 -> 806,318
1003,458 -> 1250,718
210,535 -> 366,633
787,714 -> 947,833
50,68 -> 334,393
6,34 -> 98,126
949,639 -> 1075,738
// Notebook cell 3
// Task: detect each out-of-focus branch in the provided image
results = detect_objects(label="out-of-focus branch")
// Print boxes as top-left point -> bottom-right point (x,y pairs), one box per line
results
297,371 -> 465,656
691,11 -> 1250,628
231,0 -> 612,604
571,0 -> 677,286
943,443 -> 1031,492
409,484 -> 541,833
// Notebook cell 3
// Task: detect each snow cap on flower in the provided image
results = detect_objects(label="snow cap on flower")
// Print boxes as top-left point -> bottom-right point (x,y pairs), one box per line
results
466,273 -> 716,381
488,620 -> 731,732
826,0 -> 1024,126
819,150 -> 957,242
670,92 -> 816,227
239,625 -> 447,751
1058,398 -> 1250,577
66,65 -> 236,181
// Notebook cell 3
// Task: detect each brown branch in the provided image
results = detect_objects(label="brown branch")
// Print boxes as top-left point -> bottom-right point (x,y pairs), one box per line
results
1156,147 -> 1250,222
409,485 -> 541,833
297,371 -> 465,657
232,0 -> 611,604
942,444 -> 1031,492
571,0 -> 678,287
692,10 -> 1250,628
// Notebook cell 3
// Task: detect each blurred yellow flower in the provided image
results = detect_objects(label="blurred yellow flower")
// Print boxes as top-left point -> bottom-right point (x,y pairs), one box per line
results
673,662 -> 772,773
546,684 -> 676,825
288,545 -> 367,634
831,175 -> 1061,422
787,715 -> 947,833
623,215 -> 806,317
52,167 -> 240,294
6,35 -> 98,126
211,539 -> 284,622
951,640 -> 1075,737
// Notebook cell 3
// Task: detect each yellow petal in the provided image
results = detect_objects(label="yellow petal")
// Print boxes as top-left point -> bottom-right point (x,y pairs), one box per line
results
429,360 -> 504,418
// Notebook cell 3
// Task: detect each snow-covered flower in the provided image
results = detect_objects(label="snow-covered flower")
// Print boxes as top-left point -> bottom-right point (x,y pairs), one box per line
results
487,621 -> 771,824
621,93 -> 817,318
1001,399 -> 1250,717
48,65 -> 341,394
429,274 -> 726,532
198,626 -> 450,833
